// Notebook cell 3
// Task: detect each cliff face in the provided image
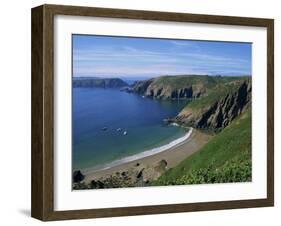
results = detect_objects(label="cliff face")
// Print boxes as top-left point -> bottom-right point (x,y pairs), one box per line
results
130,75 -> 251,132
73,78 -> 128,88
144,82 -> 206,99
131,76 -> 209,99
176,80 -> 251,132
130,75 -> 244,100
132,79 -> 154,94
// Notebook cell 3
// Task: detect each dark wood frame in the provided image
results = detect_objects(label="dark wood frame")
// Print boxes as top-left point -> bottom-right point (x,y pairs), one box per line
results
31,4 -> 274,221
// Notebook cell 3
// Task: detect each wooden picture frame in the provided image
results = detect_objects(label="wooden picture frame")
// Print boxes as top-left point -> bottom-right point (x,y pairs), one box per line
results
31,4 -> 274,221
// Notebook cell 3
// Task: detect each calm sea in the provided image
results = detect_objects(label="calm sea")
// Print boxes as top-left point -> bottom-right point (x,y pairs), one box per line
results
72,88 -> 188,171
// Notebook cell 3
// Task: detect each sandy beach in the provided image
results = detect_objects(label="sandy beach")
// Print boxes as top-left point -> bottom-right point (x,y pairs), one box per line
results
83,129 -> 212,184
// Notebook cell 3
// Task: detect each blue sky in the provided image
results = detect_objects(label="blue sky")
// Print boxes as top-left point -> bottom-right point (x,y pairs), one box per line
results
72,35 -> 252,78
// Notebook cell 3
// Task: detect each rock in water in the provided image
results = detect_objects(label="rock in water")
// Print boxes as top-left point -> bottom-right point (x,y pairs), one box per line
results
73,170 -> 85,183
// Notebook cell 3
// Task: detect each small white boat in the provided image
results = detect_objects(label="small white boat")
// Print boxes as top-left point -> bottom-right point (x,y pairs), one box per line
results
123,131 -> 127,135
142,95 -> 145,98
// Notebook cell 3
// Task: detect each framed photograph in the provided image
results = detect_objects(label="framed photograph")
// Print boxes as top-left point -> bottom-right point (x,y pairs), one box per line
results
31,4 -> 274,221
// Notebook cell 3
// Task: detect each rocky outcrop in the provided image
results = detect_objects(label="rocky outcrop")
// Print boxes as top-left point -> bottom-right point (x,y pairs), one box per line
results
73,78 -> 128,88
129,75 -> 249,100
144,83 -> 206,99
73,170 -> 85,183
132,79 -> 154,94
176,80 -> 251,132
131,77 -> 207,99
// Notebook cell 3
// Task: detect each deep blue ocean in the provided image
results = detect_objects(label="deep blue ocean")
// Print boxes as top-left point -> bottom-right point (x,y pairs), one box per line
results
72,88 -> 188,171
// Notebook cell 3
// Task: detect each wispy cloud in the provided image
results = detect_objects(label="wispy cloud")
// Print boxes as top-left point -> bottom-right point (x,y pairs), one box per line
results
73,36 -> 251,77
169,40 -> 200,50
73,63 -> 208,77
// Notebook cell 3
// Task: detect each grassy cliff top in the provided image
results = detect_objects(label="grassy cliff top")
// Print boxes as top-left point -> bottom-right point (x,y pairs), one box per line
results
150,75 -> 249,89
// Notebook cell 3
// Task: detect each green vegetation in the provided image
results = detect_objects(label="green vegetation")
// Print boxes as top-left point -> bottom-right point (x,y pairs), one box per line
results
159,158 -> 251,185
184,78 -> 249,110
152,109 -> 251,186
152,75 -> 245,90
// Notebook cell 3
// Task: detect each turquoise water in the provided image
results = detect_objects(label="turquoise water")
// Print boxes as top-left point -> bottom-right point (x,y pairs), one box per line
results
73,88 -> 188,171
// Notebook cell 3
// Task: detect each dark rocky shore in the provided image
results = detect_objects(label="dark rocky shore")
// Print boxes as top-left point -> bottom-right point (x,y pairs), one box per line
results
73,160 -> 168,190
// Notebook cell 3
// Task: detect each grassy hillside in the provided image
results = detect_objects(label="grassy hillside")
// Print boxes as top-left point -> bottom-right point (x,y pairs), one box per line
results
186,79 -> 249,110
151,75 -> 244,90
152,109 -> 251,186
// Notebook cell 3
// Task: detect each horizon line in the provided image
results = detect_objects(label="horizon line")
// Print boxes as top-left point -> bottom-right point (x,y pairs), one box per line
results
73,74 -> 252,79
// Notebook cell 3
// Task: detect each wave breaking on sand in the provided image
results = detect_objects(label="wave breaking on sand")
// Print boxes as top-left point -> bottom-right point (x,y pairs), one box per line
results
83,128 -> 193,174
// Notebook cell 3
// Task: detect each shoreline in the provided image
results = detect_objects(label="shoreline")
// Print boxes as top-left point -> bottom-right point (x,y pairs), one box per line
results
83,129 -> 212,185
82,128 -> 193,174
